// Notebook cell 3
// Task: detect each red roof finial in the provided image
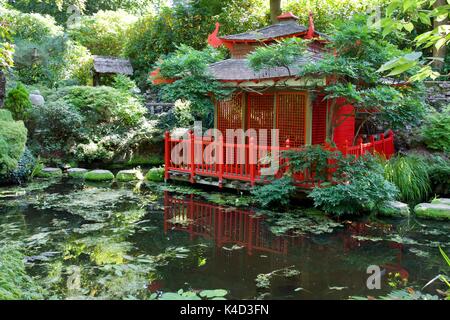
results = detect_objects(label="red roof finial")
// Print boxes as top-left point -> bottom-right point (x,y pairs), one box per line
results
305,11 -> 315,39
208,22 -> 223,48
277,12 -> 299,22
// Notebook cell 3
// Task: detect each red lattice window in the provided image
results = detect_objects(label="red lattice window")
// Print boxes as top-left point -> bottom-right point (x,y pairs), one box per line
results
216,93 -> 243,137
312,94 -> 327,145
276,93 -> 306,148
247,94 -> 275,146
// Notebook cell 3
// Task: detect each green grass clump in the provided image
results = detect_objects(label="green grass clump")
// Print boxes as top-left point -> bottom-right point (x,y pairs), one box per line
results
383,155 -> 431,204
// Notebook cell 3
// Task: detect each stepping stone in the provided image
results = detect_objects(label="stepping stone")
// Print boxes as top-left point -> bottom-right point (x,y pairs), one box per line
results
85,170 -> 114,182
431,198 -> 450,205
414,203 -> 450,220
145,167 -> 164,182
379,201 -> 410,217
116,169 -> 144,182
67,168 -> 88,179
36,167 -> 63,178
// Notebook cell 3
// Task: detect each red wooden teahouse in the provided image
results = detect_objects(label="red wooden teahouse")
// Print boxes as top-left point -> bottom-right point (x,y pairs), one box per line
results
161,12 -> 395,189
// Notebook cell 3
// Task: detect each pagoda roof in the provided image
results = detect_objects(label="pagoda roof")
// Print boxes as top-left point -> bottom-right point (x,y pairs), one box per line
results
220,20 -> 327,42
208,49 -> 323,81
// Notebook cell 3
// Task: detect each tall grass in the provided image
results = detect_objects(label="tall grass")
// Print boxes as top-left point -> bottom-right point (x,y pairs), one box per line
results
383,155 -> 431,204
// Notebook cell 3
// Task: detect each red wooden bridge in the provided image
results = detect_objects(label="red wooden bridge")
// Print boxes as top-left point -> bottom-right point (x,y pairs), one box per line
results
164,130 -> 395,189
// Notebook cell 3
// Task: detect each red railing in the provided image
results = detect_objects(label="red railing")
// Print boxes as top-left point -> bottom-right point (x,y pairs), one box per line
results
164,130 -> 395,189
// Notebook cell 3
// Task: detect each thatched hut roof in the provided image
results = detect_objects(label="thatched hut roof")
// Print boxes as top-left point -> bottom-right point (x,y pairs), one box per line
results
93,56 -> 133,75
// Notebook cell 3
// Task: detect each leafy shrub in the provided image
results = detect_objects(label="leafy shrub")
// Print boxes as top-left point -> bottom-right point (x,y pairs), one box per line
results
0,109 -> 27,176
27,99 -> 85,158
112,74 -> 138,93
309,156 -> 399,216
4,83 -> 32,120
68,10 -> 137,56
0,244 -> 45,300
28,86 -> 158,164
58,86 -> 146,126
383,155 -> 431,204
422,106 -> 450,153
1,147 -> 36,185
426,156 -> 450,196
251,176 -> 297,208
1,8 -> 63,42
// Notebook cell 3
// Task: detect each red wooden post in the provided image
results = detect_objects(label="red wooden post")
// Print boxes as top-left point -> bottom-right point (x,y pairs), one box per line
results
189,130 -> 195,183
369,135 -> 375,155
218,134 -> 224,188
249,136 -> 256,187
164,131 -> 170,182
342,140 -> 348,157
285,139 -> 290,177
357,137 -> 363,158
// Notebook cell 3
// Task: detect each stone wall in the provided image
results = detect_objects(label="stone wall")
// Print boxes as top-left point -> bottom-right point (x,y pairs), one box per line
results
425,81 -> 450,111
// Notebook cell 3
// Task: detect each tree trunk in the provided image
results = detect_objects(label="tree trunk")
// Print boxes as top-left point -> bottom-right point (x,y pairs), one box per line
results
432,0 -> 448,71
0,71 -> 5,108
270,0 -> 282,25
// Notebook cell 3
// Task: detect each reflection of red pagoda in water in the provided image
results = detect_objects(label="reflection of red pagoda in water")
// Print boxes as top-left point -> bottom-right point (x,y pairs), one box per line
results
163,192 -> 289,255
163,192 -> 408,280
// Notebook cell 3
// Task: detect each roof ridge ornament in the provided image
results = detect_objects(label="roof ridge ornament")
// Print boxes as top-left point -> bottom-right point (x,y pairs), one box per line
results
305,11 -> 315,39
276,12 -> 299,22
208,22 -> 223,48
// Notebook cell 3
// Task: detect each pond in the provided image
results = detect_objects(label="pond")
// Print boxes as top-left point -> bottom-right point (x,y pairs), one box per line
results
0,179 -> 449,300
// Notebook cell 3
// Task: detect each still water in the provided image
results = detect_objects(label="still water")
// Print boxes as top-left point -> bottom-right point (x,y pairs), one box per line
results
0,180 -> 448,300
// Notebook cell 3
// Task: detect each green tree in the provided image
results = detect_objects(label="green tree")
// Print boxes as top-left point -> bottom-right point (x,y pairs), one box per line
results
248,16 -> 427,141
68,10 -> 137,56
125,0 -> 268,86
377,0 -> 450,80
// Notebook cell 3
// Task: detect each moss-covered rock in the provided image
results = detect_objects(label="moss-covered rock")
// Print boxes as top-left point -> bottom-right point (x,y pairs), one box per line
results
379,201 -> 410,217
36,167 -> 63,179
431,198 -> 450,205
145,167 -> 164,182
67,168 -> 88,179
116,169 -> 144,182
85,170 -> 114,182
414,203 -> 450,220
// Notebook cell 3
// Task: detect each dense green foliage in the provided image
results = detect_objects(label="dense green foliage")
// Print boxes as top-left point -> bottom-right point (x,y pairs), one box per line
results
4,83 -> 32,120
124,0 -> 268,86
0,14 -> 14,71
27,86 -> 158,163
284,0 -> 382,31
155,45 -> 232,127
145,167 -> 164,182
0,109 -> 27,176
251,176 -> 297,208
248,15 -> 427,140
68,10 -> 137,56
0,244 -> 45,299
309,156 -> 399,216
426,155 -> 450,196
383,155 -> 431,204
2,8 -> 92,86
422,106 -> 450,153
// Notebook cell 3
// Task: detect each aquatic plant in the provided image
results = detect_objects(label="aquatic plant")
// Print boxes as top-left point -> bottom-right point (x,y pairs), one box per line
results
251,176 -> 296,208
153,289 -> 228,300
255,266 -> 301,290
